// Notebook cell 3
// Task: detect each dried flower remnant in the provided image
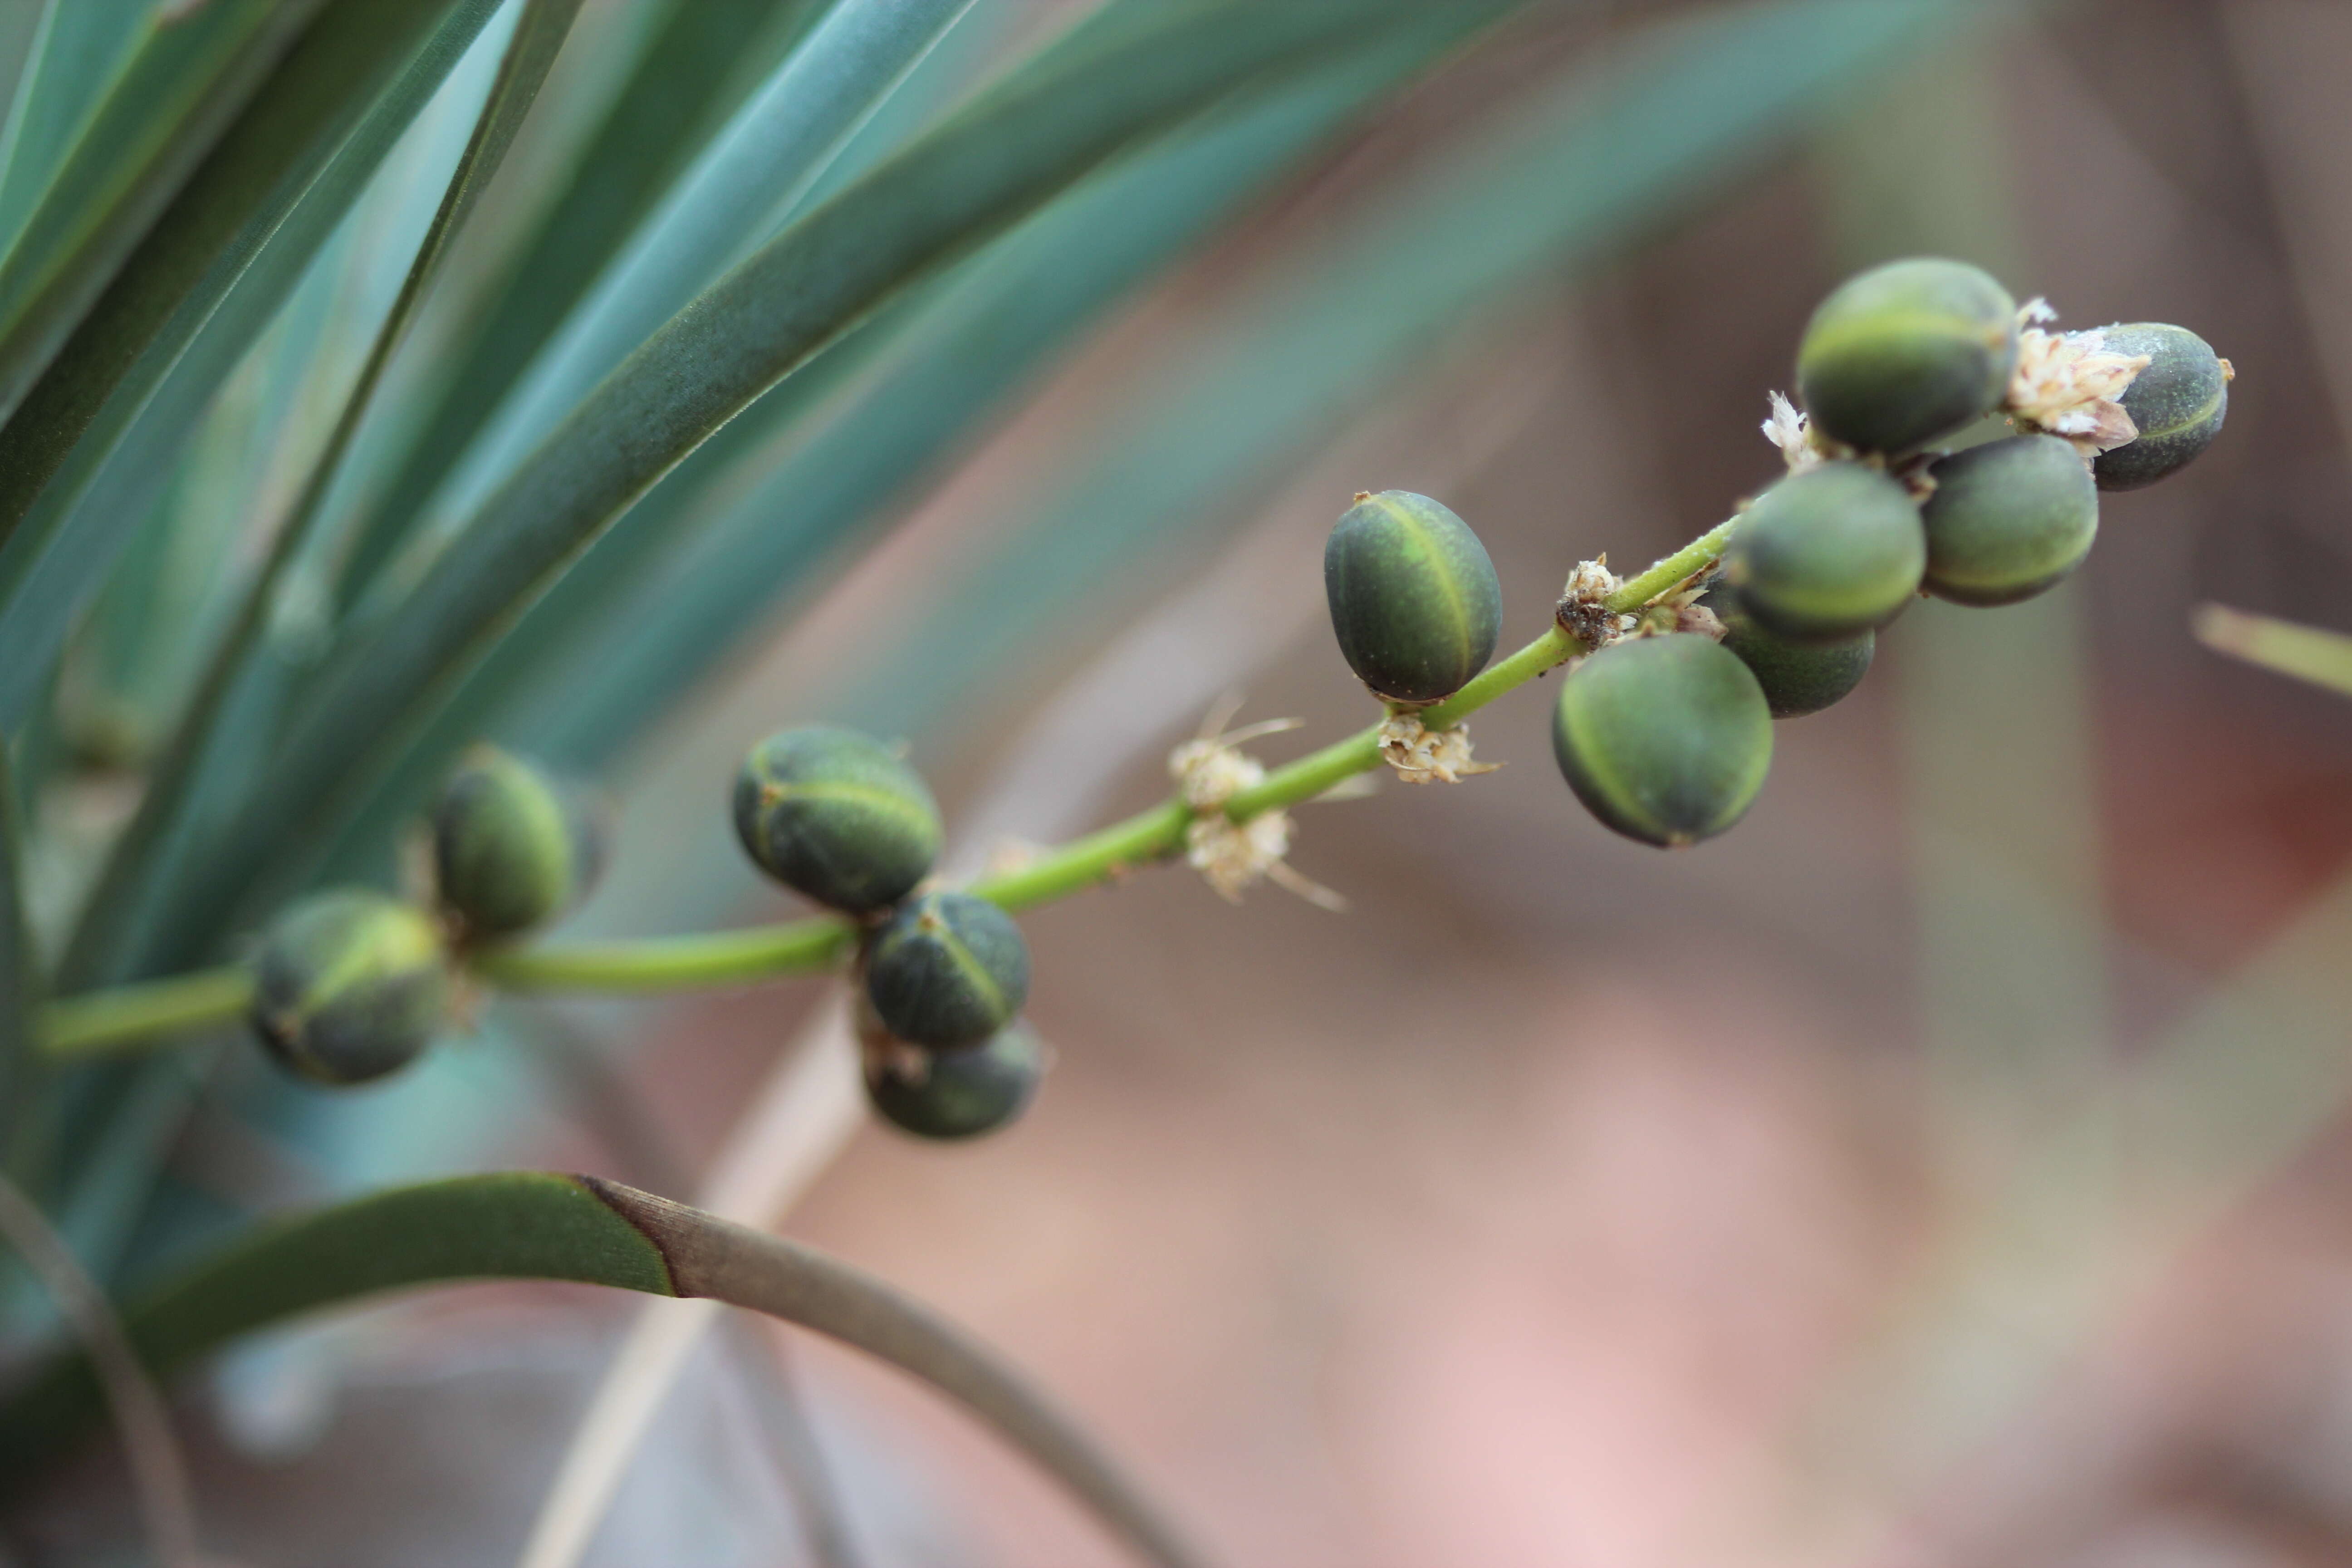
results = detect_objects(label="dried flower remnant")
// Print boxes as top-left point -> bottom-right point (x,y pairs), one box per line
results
1168,722 -> 1343,909
2006,299 -> 2151,459
1376,713 -> 1498,785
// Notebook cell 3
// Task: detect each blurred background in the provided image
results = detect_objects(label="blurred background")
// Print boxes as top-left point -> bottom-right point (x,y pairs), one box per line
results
13,0 -> 2352,1563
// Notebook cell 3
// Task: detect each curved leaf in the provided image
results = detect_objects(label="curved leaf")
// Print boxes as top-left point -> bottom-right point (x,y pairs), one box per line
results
311,8 -> 1509,882
0,0 -> 326,427
0,0 -> 507,736
59,0 -> 589,994
428,0 -> 977,556
0,1172 -> 1205,1568
184,0 -> 1523,938
326,0 -> 833,611
0,743 -> 39,1171
843,0 -> 2000,745
2193,603 -> 2352,698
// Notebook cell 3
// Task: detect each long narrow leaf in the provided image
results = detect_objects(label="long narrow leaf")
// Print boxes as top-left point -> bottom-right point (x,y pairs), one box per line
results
0,0 -> 502,735
2192,603 -> 2352,698
533,19 -> 1509,769
441,0 -> 976,543
0,742 -> 39,1170
844,0 -> 2002,745
327,0 -> 832,611
0,0 -> 327,428
60,0 -> 589,994
185,0 -> 1529,944
310,10 -> 1512,883
0,0 -> 148,262
0,1172 -> 1206,1568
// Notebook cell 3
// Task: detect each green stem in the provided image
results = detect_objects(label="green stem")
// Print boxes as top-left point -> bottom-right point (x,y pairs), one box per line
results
40,969 -> 251,1059
1603,516 -> 1735,612
44,522 -> 1732,1051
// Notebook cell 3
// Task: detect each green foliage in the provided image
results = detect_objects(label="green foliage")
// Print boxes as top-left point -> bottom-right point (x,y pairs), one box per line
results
1323,490 -> 1503,704
0,0 -> 2074,1519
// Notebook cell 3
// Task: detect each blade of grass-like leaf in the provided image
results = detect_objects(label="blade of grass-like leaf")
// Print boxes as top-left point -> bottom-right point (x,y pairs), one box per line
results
2192,602 -> 2352,697
324,8 -> 1510,873
0,1171 -> 204,1566
183,0 -> 1527,941
0,741 -> 39,1170
0,1172 -> 1208,1568
0,0 -> 505,736
441,0 -> 976,544
0,0 -> 326,428
59,0 -> 588,995
643,0 -> 2002,757
327,0 -> 832,612
0,0 -> 151,262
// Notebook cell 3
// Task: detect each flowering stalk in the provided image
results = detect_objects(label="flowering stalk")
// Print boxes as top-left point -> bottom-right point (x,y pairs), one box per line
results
36,521 -> 1735,1058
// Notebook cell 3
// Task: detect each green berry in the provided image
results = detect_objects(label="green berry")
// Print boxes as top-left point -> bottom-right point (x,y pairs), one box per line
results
867,1023 -> 1045,1140
1711,592 -> 1873,718
431,745 -> 603,941
249,890 -> 453,1086
1723,463 -> 1925,641
865,891 -> 1030,1050
1551,634 -> 1773,848
734,726 -> 942,914
1796,258 -> 2019,454
1323,490 -> 1503,703
1920,434 -> 2097,606
2092,323 -> 2229,491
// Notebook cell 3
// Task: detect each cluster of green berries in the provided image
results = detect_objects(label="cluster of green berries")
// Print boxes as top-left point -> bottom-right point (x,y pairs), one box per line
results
1327,257 -> 2229,848
249,746 -> 603,1085
734,726 -> 1043,1141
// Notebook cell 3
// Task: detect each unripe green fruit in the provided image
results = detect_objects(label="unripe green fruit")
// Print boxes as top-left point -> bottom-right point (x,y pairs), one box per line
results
1711,593 -> 1873,718
867,1023 -> 1045,1140
431,745 -> 603,941
1723,463 -> 1925,641
1551,634 -> 1773,848
1323,490 -> 1502,703
865,891 -> 1030,1050
250,890 -> 453,1086
1920,434 -> 2097,606
734,726 -> 942,914
1796,258 -> 2019,454
2092,323 -> 2229,491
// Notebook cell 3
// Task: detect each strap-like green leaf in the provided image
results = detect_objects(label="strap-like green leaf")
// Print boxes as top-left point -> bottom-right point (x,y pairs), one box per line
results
2194,603 -> 2352,698
0,0 -> 325,428
445,0 -> 976,544
0,0 -> 502,736
59,0 -> 590,994
0,1172 -> 1204,1568
327,0 -> 833,612
842,0 -> 2002,745
182,0 -> 1523,938
0,740 -> 40,1171
305,9 -> 1512,880
0,0 -> 150,262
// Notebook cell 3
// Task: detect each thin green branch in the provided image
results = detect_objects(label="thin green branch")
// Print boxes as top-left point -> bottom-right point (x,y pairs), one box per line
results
43,520 -> 1733,1054
40,968 -> 250,1059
